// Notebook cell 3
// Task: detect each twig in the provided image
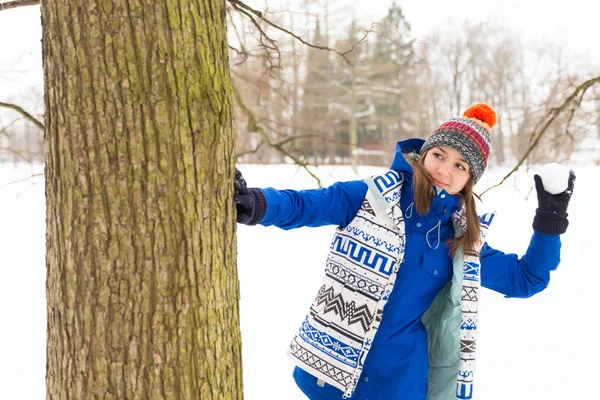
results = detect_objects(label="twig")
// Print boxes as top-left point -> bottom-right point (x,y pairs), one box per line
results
227,11 -> 250,66
480,75 -> 600,196
236,134 -> 321,157
564,82 -> 589,138
1,116 -> 27,137
0,172 -> 43,189
232,82 -> 323,187
227,0 -> 373,66
236,140 -> 266,157
228,1 -> 281,72
0,101 -> 44,131
0,0 -> 39,12
228,44 -> 250,66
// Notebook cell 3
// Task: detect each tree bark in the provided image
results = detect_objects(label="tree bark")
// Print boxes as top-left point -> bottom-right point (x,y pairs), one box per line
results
42,0 -> 243,399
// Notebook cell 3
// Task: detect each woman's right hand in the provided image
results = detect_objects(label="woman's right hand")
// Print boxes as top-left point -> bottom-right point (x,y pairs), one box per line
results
234,169 -> 266,225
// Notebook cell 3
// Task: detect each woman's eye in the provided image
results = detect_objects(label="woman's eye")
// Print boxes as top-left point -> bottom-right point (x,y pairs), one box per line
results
457,164 -> 466,171
434,153 -> 443,159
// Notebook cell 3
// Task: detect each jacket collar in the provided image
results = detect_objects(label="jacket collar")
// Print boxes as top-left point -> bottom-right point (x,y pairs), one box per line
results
390,138 -> 426,172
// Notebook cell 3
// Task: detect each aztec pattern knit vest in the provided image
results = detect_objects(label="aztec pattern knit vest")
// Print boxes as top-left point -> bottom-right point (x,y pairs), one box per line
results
287,170 -> 495,399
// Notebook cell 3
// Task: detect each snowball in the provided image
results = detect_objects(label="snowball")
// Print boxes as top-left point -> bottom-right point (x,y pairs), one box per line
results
538,163 -> 570,195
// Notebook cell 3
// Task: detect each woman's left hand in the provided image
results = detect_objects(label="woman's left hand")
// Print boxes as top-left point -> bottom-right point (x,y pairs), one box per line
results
532,170 -> 576,234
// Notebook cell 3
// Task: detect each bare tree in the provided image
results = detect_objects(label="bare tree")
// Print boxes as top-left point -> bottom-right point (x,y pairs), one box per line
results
482,74 -> 600,194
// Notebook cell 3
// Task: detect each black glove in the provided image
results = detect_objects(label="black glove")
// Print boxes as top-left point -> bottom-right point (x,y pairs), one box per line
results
234,169 -> 266,225
532,170 -> 575,234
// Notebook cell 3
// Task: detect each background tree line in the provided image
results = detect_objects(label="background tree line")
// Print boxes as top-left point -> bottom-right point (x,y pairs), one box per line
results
227,0 -> 600,174
1,1 -> 599,171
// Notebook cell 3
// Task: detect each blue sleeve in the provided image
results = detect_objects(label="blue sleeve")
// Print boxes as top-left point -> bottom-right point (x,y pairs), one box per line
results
259,180 -> 368,230
480,232 -> 561,298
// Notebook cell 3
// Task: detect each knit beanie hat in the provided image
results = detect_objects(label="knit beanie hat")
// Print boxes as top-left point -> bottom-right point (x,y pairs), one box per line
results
421,103 -> 496,184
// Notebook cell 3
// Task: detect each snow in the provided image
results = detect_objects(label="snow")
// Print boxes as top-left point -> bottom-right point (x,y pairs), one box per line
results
0,163 -> 46,400
538,163 -> 571,195
1,161 -> 599,399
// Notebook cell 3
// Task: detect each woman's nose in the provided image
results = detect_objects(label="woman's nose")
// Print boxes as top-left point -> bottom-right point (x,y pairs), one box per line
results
438,164 -> 451,177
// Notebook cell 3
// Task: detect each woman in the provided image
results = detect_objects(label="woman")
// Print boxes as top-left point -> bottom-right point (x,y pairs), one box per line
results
234,104 -> 575,400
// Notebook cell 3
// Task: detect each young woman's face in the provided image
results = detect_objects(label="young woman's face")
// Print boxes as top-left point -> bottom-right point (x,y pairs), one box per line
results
423,145 -> 471,195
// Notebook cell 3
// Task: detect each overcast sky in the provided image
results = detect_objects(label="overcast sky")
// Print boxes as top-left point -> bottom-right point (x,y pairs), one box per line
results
246,0 -> 600,63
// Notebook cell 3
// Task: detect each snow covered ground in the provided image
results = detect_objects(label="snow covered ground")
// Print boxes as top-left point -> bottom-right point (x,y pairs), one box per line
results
1,161 -> 599,399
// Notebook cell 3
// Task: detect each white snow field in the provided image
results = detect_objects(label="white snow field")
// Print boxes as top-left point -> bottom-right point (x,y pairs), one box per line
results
0,160 -> 598,399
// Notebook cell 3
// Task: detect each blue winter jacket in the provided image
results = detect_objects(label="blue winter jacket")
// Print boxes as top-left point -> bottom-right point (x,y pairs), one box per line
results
258,139 -> 561,400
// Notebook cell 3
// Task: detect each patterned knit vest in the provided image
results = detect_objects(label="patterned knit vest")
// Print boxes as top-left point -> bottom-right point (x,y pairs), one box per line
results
287,170 -> 495,399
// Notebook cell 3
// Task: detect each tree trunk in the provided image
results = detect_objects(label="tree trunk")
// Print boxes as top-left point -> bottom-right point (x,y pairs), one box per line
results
324,0 -> 336,165
350,68 -> 358,173
494,114 -> 506,165
42,1 -> 243,399
289,0 -> 300,143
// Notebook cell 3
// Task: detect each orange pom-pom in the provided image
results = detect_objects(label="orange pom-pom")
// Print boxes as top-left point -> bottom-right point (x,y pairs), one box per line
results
463,103 -> 496,129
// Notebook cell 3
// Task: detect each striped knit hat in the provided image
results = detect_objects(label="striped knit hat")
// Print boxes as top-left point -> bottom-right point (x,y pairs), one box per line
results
421,103 -> 496,184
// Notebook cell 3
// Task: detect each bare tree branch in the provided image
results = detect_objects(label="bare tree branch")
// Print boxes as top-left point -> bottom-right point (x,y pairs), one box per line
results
0,116 -> 27,137
227,0 -> 373,66
481,75 -> 600,196
232,82 -> 323,187
0,172 -> 43,189
0,101 -> 44,131
227,10 -> 251,66
226,5 -> 282,76
236,134 -> 321,157
0,0 -> 39,12
228,44 -> 250,66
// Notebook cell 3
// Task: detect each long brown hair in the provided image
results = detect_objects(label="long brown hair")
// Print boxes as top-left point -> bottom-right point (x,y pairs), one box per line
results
409,150 -> 481,258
